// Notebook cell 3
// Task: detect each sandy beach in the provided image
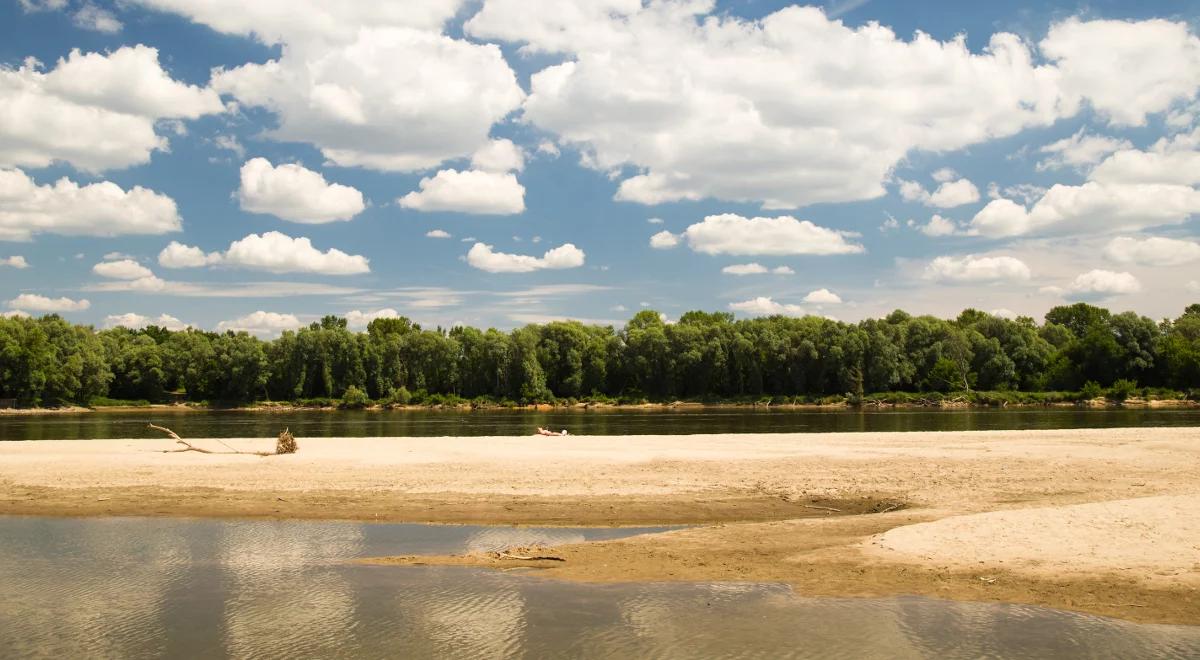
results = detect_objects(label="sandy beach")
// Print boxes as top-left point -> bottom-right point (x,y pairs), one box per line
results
2,428 -> 1198,624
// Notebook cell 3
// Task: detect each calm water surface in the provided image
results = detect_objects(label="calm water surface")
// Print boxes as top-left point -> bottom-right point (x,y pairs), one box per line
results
0,517 -> 1196,659
2,407 -> 1199,440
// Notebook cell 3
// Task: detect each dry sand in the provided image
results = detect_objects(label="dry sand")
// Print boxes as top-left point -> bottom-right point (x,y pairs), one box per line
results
2,428 -> 1199,623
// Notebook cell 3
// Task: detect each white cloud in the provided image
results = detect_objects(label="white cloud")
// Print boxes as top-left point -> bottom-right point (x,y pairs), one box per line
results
1062,269 -> 1142,299
1041,18 -> 1200,127
104,313 -> 188,330
470,138 -> 524,173
683,214 -> 864,256
728,297 -> 805,317
990,308 -> 1018,319
1104,236 -> 1200,267
83,279 -> 361,298
0,46 -> 222,171
93,259 -> 154,280
161,232 -> 370,275
647,217 -> 664,225
772,266 -> 794,275
649,230 -> 680,249
398,169 -> 525,214
899,177 -> 980,208
1089,129 -> 1200,186
158,241 -> 221,268
1036,129 -> 1131,171
425,229 -> 451,239
0,168 -> 181,241
207,28 -> 524,172
803,288 -> 842,304
129,1 -> 461,46
216,310 -> 303,337
237,158 -> 365,223
923,255 -> 1032,283
73,3 -> 122,33
213,134 -> 245,158
1,310 -> 31,319
474,6 -> 1088,209
721,263 -> 768,275
345,308 -> 400,329
931,168 -> 958,183
1,256 -> 28,269
917,214 -> 959,237
466,242 -> 585,273
7,294 -> 89,312
968,182 -> 1200,238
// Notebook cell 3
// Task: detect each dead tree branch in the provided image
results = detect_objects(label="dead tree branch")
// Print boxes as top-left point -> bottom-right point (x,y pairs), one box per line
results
149,423 -> 272,456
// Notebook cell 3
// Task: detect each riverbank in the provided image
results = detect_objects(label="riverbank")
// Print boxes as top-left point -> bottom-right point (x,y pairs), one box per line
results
1,429 -> 1197,624
4,397 -> 1197,415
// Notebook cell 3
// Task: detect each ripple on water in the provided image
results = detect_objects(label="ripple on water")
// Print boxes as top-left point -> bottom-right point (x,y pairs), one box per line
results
0,517 -> 1197,659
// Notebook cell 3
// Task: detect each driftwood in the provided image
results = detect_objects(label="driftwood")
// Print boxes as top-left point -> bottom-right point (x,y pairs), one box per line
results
276,428 -> 298,454
496,551 -> 565,562
149,423 -> 273,456
803,504 -> 842,512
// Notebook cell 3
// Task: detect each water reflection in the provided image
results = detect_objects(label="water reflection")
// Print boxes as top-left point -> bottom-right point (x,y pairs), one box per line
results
0,517 -> 1197,659
2,407 -> 1200,441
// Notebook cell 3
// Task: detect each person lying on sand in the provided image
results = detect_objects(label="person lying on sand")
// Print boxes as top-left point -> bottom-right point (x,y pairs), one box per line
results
536,427 -> 569,436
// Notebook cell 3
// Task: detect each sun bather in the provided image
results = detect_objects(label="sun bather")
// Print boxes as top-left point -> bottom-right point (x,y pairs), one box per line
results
536,427 -> 569,436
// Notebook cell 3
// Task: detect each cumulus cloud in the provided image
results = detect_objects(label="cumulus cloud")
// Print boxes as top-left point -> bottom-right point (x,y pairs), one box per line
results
216,310 -> 303,336
470,7 -> 1200,209
915,214 -> 959,237
923,255 -> 1032,283
728,297 -> 806,317
465,242 -> 585,273
1041,17 -> 1200,127
683,214 -> 863,256
1036,129 -> 1131,171
1061,269 -> 1142,299
773,266 -> 795,275
1104,236 -> 1200,266
158,241 -> 221,268
0,46 -> 222,171
104,312 -> 188,330
899,177 -> 981,208
345,308 -> 400,329
93,259 -> 154,280
969,182 -> 1200,238
1089,128 -> 1200,186
398,169 -> 525,214
0,168 -> 181,241
803,288 -> 843,304
470,138 -> 524,173
237,158 -> 365,223
7,293 -> 90,312
649,230 -> 680,249
1,256 -> 29,269
160,232 -> 370,275
72,3 -> 122,33
425,229 -> 451,238
204,26 -> 524,172
1,310 -> 31,319
721,263 -> 768,275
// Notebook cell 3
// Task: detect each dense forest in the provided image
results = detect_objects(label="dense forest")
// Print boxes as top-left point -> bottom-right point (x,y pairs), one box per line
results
1,303 -> 1198,408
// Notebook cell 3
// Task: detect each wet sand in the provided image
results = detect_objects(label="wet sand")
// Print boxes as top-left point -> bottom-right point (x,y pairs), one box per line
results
2,429 -> 1198,624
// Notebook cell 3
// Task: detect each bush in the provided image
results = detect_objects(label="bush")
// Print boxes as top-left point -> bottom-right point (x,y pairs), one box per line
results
339,386 -> 370,409
1107,379 -> 1138,402
384,386 -> 412,406
1079,381 -> 1103,401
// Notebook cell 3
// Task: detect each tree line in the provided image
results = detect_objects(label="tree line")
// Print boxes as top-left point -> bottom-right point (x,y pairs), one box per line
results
1,302 -> 1197,407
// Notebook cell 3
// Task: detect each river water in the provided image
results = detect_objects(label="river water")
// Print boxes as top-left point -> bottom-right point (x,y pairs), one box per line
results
1,517 -> 1197,659
2,407 -> 1198,440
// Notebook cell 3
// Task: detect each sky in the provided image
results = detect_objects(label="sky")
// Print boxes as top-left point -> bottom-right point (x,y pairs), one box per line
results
1,0 -> 1198,336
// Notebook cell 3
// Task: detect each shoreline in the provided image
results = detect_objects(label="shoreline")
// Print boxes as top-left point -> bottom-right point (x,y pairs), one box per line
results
1,429 -> 1198,624
3,398 -> 1197,415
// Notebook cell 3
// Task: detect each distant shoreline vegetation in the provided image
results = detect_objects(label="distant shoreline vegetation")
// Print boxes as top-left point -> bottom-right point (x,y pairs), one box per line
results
1,303 -> 1198,410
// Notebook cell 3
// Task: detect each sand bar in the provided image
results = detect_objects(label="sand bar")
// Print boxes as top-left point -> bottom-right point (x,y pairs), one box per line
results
2,428 -> 1199,624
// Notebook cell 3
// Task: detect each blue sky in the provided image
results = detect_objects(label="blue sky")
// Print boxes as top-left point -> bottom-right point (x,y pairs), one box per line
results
1,0 -> 1198,335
